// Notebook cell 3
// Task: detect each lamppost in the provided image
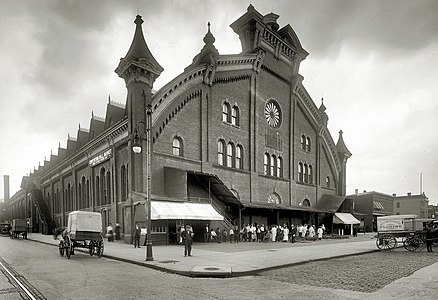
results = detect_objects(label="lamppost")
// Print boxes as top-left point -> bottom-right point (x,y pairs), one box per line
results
132,104 -> 153,261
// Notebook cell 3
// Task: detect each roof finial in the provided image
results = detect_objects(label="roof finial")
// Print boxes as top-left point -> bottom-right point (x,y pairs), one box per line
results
339,130 -> 343,135
203,21 -> 215,45
108,94 -> 111,103
92,110 -> 94,118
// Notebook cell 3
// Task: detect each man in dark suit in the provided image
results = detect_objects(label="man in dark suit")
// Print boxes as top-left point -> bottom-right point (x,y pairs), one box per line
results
182,225 -> 194,256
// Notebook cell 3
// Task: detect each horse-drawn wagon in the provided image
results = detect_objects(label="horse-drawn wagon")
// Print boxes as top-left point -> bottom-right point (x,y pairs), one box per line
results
376,214 -> 436,251
57,211 -> 104,259
10,219 -> 28,239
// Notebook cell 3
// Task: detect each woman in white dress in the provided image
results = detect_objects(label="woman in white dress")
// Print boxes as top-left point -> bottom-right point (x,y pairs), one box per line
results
271,225 -> 277,242
282,226 -> 289,242
308,225 -> 315,238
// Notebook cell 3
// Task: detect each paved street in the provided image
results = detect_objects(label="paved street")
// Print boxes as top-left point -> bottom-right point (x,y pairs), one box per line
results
1,233 -> 438,299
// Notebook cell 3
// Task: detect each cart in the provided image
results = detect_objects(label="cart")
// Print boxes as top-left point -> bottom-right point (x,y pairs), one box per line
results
1,223 -> 11,236
10,219 -> 28,239
376,214 -> 435,251
58,211 -> 104,259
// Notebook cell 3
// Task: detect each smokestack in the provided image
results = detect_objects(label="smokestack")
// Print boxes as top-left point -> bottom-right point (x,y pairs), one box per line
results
3,175 -> 10,202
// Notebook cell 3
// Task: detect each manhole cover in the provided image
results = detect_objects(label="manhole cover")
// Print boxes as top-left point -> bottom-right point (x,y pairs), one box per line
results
159,260 -> 179,264
204,267 -> 220,271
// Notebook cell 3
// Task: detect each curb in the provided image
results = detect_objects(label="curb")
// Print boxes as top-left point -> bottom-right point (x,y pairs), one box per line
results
26,237 -> 381,278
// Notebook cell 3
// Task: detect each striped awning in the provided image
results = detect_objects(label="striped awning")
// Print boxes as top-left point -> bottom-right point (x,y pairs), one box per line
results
373,201 -> 384,210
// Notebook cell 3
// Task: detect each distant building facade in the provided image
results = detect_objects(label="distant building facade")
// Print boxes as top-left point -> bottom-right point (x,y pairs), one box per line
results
5,5 -> 351,243
345,191 -> 395,232
428,204 -> 438,219
394,193 -> 428,218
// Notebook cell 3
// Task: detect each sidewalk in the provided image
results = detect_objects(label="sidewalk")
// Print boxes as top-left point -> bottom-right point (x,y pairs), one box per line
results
26,232 -> 378,277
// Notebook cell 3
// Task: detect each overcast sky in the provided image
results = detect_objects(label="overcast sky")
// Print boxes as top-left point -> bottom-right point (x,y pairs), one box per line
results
1,0 -> 437,205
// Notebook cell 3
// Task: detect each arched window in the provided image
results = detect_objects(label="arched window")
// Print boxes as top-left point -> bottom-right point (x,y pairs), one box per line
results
308,165 -> 313,184
326,176 -> 331,188
268,193 -> 281,204
81,176 -> 86,208
236,145 -> 242,169
306,137 -> 311,152
301,135 -> 306,150
231,106 -> 239,126
277,156 -> 283,178
100,168 -> 106,206
95,175 -> 100,207
270,155 -> 276,176
298,162 -> 303,182
227,143 -> 235,167
304,164 -> 308,183
121,165 -> 127,202
106,171 -> 111,204
302,199 -> 311,206
172,136 -> 183,156
264,153 -> 269,175
222,102 -> 231,123
217,140 -> 225,165
86,179 -> 90,207
78,183 -> 82,209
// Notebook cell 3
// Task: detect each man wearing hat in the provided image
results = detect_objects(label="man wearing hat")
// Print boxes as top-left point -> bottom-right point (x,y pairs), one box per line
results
182,225 -> 194,256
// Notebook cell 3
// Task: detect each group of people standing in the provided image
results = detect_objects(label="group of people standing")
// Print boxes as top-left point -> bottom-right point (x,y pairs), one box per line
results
241,223 -> 325,243
203,224 -> 239,244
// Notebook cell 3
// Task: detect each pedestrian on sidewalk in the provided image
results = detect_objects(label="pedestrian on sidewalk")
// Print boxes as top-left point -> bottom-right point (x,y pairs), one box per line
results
182,225 -> 194,256
107,223 -> 114,242
133,224 -> 141,248
426,223 -> 436,252
229,227 -> 234,243
204,224 -> 210,243
317,226 -> 323,240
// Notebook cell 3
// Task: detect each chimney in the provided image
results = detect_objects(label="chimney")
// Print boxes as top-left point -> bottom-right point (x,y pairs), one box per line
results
363,190 -> 366,193
3,175 -> 10,202
392,193 -> 397,197
355,189 -> 358,195
407,192 -> 411,196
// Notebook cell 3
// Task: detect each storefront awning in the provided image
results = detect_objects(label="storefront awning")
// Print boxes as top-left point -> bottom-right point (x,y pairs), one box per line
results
151,201 -> 224,221
333,213 -> 360,225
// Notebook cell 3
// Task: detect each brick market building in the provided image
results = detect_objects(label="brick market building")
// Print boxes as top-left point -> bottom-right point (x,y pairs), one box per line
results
5,5 -> 351,244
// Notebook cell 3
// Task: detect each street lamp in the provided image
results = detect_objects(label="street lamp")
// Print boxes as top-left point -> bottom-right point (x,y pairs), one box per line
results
132,104 -> 153,261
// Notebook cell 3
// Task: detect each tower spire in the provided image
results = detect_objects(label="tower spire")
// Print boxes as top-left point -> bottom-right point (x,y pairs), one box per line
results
115,15 -> 163,87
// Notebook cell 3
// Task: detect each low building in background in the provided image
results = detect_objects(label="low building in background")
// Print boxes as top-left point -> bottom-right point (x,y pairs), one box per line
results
345,191 -> 395,232
394,193 -> 428,218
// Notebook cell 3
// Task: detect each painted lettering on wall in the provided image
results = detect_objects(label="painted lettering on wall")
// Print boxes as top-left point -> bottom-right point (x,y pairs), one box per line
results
89,149 -> 112,167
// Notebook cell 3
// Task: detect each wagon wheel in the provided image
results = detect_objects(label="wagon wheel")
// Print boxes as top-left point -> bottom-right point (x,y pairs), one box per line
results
97,236 -> 104,258
89,241 -> 95,256
403,237 -> 420,252
58,240 -> 65,257
376,234 -> 397,250
65,236 -> 72,259
412,237 -> 424,252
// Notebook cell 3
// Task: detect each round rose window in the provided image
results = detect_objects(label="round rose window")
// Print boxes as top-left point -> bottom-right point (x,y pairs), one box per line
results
265,100 -> 281,128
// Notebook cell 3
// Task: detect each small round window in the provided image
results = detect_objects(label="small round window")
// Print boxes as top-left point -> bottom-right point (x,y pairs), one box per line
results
265,99 -> 282,128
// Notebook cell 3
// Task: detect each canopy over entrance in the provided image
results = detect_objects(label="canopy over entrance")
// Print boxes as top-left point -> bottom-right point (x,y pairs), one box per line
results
151,201 -> 223,221
333,213 -> 360,225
